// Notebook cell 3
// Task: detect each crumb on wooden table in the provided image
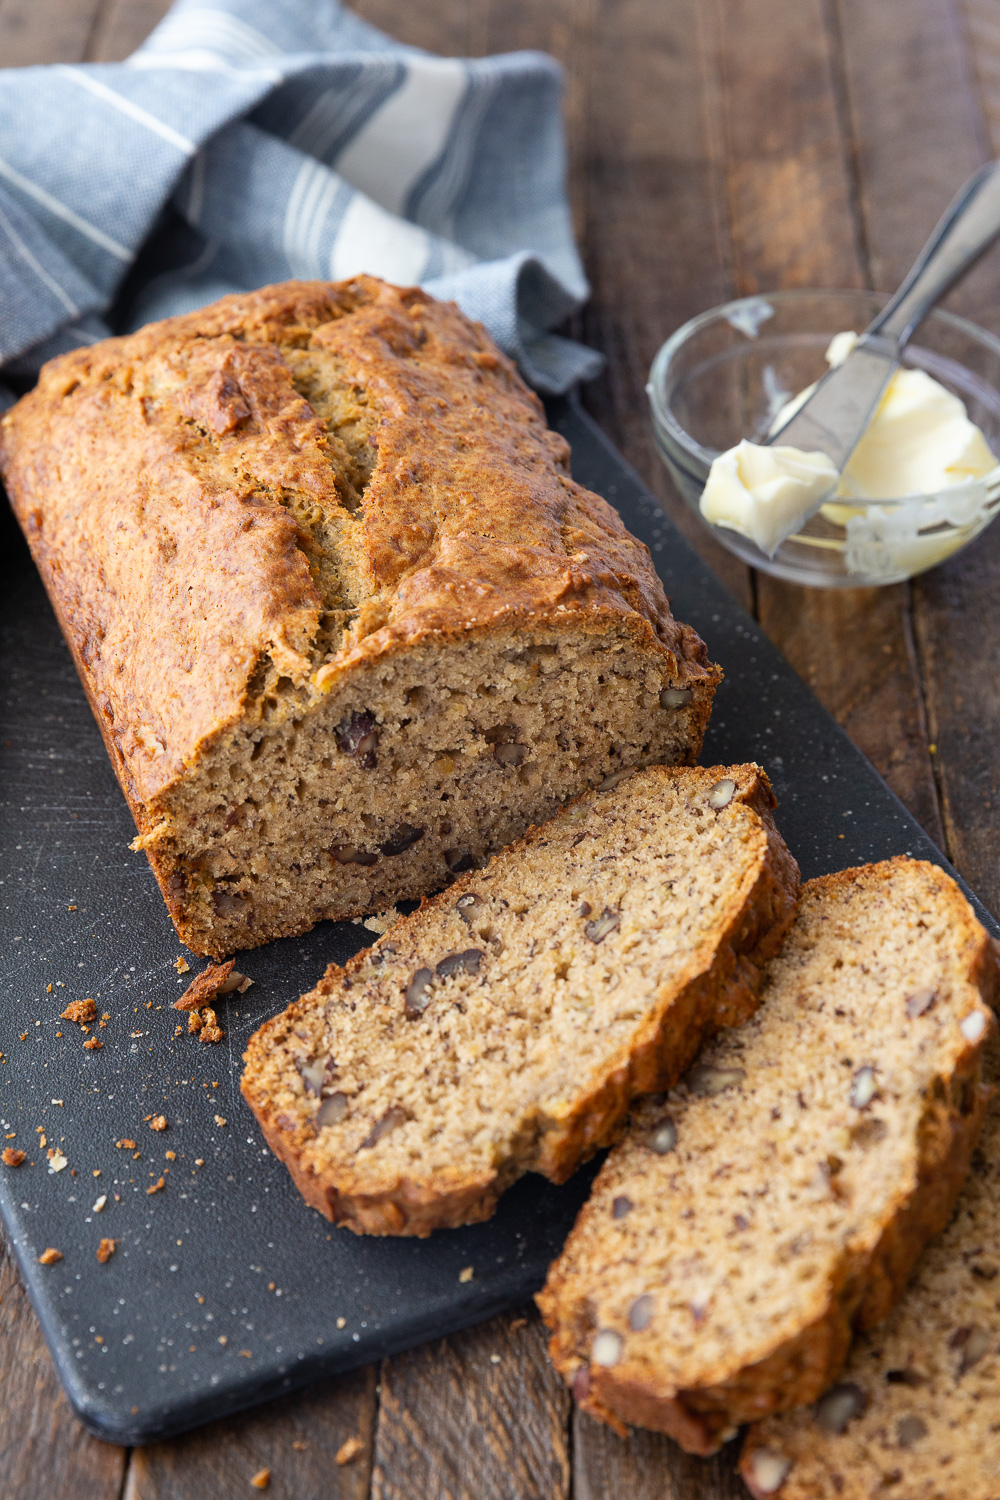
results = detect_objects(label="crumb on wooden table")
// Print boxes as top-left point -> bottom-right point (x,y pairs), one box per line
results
249,1469 -> 270,1490
336,1436 -> 363,1466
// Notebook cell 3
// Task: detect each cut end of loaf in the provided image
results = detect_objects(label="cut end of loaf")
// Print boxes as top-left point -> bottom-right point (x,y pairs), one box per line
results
145,623 -> 715,956
240,763 -> 798,1236
539,858 -> 998,1453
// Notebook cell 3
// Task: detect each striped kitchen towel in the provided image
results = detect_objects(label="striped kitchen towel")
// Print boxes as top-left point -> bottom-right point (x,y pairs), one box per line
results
0,0 -> 601,399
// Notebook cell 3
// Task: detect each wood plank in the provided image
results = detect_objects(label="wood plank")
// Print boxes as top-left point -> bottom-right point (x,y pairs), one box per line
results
0,1227 -> 127,1500
564,0 -> 754,609
573,1412 -> 745,1500
832,0 -> 1000,906
370,1310 -> 570,1500
124,1364 -> 377,1500
705,0 -> 946,843
0,0 -> 102,66
86,0 -> 172,61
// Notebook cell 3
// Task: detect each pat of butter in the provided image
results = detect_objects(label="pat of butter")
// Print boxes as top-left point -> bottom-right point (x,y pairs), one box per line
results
795,331 -> 997,504
700,440 -> 838,557
701,332 -> 997,561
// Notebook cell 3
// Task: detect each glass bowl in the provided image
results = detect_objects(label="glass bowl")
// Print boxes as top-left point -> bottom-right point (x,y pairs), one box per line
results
647,288 -> 1000,587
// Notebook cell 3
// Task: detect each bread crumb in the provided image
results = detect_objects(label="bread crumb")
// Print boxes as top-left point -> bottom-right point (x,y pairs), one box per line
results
509,1317 -> 527,1332
218,1335 -> 228,1345
175,956 -> 190,974
214,1115 -> 227,1127
48,1151 -> 68,1174
175,960 -> 234,1011
363,907 -> 400,935
336,1316 -> 346,1329
116,1139 -> 136,1150
291,1440 -> 308,1451
93,1195 -> 107,1212
149,1115 -> 167,1132
37,1248 -> 62,1265
1,1148 -> 25,1167
459,1266 -> 474,1283
200,1008 -> 226,1043
147,1177 -> 165,1195
83,1037 -> 103,1051
250,1470 -> 270,1490
61,998 -> 96,1023
165,1150 -> 176,1161
336,1437 -> 362,1466
96,1238 -> 116,1263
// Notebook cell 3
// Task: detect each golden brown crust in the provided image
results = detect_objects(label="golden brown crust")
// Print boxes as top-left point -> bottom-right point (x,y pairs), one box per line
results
240,764 -> 799,1237
0,277 -> 715,815
538,860 -> 999,1454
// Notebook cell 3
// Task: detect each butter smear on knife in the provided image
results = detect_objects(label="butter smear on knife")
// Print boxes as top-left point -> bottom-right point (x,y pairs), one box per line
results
700,331 -> 997,556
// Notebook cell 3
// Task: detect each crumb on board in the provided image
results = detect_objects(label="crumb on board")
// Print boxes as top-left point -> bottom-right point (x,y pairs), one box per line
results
249,1469 -> 270,1490
336,1316 -> 346,1330
83,1037 -> 103,1051
214,1115 -> 227,1127
37,1248 -> 62,1265
174,960 -> 233,1011
93,1195 -> 107,1212
175,960 -> 251,1012
146,1177 -> 165,1195
116,1139 -> 136,1150
1,1148 -> 26,1167
200,1008 -> 225,1043
61,998 -> 96,1023
459,1266 -> 474,1283
149,1115 -> 167,1132
291,1440 -> 308,1451
96,1238 -> 116,1264
175,956 -> 191,974
336,1436 -> 363,1466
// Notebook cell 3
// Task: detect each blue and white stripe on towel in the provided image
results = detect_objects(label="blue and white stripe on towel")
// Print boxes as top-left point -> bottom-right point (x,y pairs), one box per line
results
0,0 -> 601,397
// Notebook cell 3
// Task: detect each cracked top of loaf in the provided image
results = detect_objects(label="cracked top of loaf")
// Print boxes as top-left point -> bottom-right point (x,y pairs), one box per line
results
0,276 -> 714,809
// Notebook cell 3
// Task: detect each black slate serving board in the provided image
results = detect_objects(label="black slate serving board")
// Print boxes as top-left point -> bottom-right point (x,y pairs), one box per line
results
1,395 -> 996,1447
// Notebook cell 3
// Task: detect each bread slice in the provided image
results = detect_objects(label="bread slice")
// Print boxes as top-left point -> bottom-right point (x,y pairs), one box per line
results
0,276 -> 719,957
241,763 -> 798,1236
537,860 -> 998,1456
740,1043 -> 1000,1500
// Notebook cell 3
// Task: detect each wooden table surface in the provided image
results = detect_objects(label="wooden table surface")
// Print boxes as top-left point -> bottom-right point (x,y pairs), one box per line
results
4,0 -> 1000,1495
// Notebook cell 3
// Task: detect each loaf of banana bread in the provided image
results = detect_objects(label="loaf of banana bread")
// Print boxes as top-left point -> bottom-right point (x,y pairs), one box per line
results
0,276 -> 719,956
